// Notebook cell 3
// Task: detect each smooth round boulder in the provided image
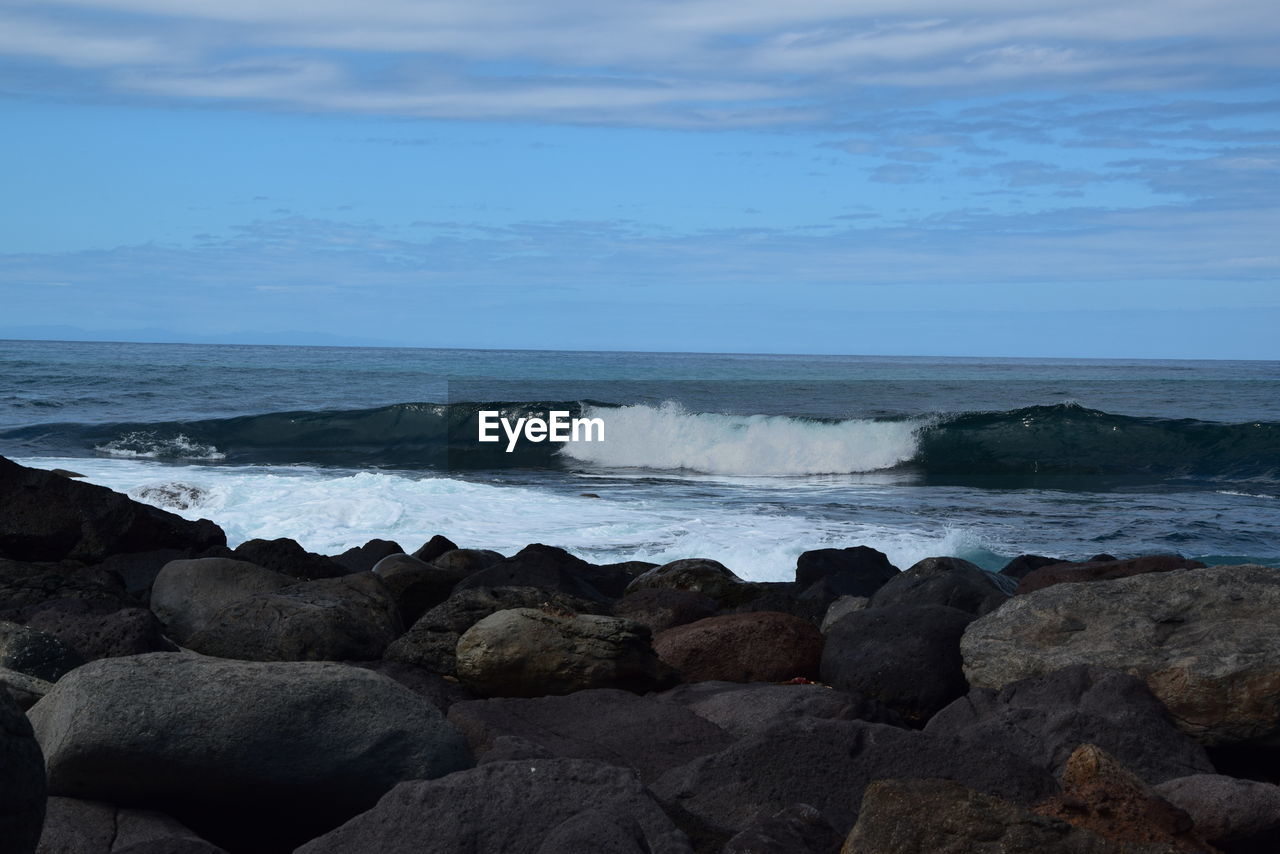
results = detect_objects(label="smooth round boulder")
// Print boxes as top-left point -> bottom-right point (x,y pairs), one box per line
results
869,556 -> 1012,616
333,538 -> 404,574
1154,774 -> 1280,851
230,537 -> 344,579
27,652 -> 472,851
0,690 -> 46,854
795,546 -> 898,596
653,612 -> 822,683
456,608 -> 663,697
625,558 -> 757,606
452,544 -> 614,603
373,553 -> 467,624
150,558 -> 292,642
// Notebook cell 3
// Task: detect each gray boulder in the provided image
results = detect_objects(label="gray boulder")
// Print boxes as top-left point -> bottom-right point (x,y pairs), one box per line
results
961,565 -> 1280,747
653,680 -> 902,737
869,556 -> 1012,616
28,653 -> 471,851
456,608 -> 663,697
0,690 -> 46,854
24,600 -> 172,661
1154,774 -> 1280,852
624,558 -> 758,607
0,620 -> 84,681
150,558 -> 291,642
295,759 -> 693,854
372,553 -> 469,624
0,666 -> 52,710
38,797 -> 228,853
722,803 -> 843,854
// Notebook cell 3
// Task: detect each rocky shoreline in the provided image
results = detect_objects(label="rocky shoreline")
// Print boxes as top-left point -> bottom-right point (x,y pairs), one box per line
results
2,453 -> 1279,853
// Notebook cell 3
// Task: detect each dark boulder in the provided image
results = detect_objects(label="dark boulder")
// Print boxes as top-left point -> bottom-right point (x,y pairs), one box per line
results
0,690 -> 46,854
722,804 -> 843,854
795,546 -> 898,596
1154,774 -> 1280,853
653,612 -> 823,683
446,688 -> 734,782
372,553 -> 467,624
869,556 -> 1012,616
821,604 -> 975,726
0,558 -> 133,617
38,797 -> 228,853
451,544 -> 613,603
348,659 -> 474,713
1016,554 -> 1206,594
333,538 -> 404,574
0,456 -> 225,564
430,548 -> 504,573
294,759 -> 693,854
23,599 -> 172,661
653,680 -> 902,737
410,534 -> 458,563
999,553 -> 1062,580
925,665 -> 1214,784
150,557 -> 292,643
0,620 -> 84,681
231,537 -> 345,580
624,558 -> 758,607
614,588 -> 719,635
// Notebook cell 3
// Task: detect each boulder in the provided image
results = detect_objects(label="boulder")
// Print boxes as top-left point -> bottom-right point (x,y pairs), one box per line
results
347,659 -> 474,713
294,759 -> 693,854
0,690 -> 46,854
926,666 -> 1214,784
961,565 -> 1280,747
446,688 -> 734,782
0,559 -> 133,616
1016,555 -> 1206,594
385,586 -> 608,676
231,537 -> 344,580
845,778 -> 1178,854
28,653 -> 472,851
653,612 -> 822,683
0,620 -> 84,681
149,558 -> 292,642
624,558 -> 758,607
430,548 -> 504,573
654,680 -> 902,737
1031,745 -> 1214,852
373,553 -> 467,624
38,797 -> 228,853
999,553 -> 1063,580
456,608 -> 663,697
0,455 -> 225,563
94,547 -> 225,600
332,538 -> 403,574
1154,774 -> 1280,852
649,717 -> 1056,847
0,666 -> 51,710
795,546 -> 898,596
451,544 -> 614,603
24,600 -> 172,661
410,534 -> 458,563
723,803 -> 843,854
821,604 -> 975,726
183,572 -> 403,662
614,588 -> 719,635
820,596 -> 869,634
869,556 -> 1012,616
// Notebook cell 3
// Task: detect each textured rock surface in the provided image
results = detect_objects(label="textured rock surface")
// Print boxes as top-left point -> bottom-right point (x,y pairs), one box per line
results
456,608 -> 662,697
0,455 -> 224,563
447,688 -> 734,781
614,588 -> 719,635
820,596 -> 870,634
869,556 -> 1012,616
844,778 -> 1180,854
386,586 -> 607,676
28,653 -> 471,851
625,558 -> 757,607
926,666 -> 1214,783
654,681 -> 902,737
38,797 -> 229,854
0,666 -> 52,709
0,620 -> 84,681
24,600 -> 172,661
1154,774 -> 1280,851
821,604 -> 975,725
452,544 -> 615,602
1016,555 -> 1206,594
0,689 -> 47,854
0,559 -> 133,617
961,565 -> 1280,746
653,612 -> 823,683
295,759 -> 693,854
333,538 -> 403,574
372,553 -> 465,624
723,803 -> 843,854
150,558 -> 292,642
230,537 -> 344,580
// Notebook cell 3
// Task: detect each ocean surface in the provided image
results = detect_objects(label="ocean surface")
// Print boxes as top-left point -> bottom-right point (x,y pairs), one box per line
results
2,339 -> 1277,579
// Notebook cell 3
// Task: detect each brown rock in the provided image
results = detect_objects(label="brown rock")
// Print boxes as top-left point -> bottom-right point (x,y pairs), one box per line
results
1017,556 -> 1205,594
654,612 -> 822,683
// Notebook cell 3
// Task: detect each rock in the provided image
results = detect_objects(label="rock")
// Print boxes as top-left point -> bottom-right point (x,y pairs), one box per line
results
821,604 -> 975,726
410,534 -> 458,563
869,556 -> 1012,616
723,803 -> 843,854
1016,555 -> 1206,594
1032,745 -> 1213,852
614,588 -> 719,635
653,612 -> 823,683
625,558 -> 757,607
0,559 -> 131,616
0,455 -> 225,564
1154,774 -> 1280,851
149,558 -> 292,643
447,688 -> 734,782
961,565 -> 1280,747
24,600 -> 172,661
385,586 -> 608,676
0,690 -> 46,854
456,608 -> 663,697
348,659 -> 474,713
926,665 -> 1213,784
94,547 -> 225,601
1000,553 -> 1063,580
795,546 -> 898,596
333,538 -> 404,574
820,596 -> 870,634
48,468 -> 84,478
452,544 -> 614,603
184,572 -> 403,662
28,653 -> 472,851
654,680 -> 902,737
845,777 -> 1178,854
727,583 -> 824,623
38,797 -> 229,853
294,759 -> 693,854
0,666 -> 52,709
649,717 -> 1056,846
430,548 -> 504,573
373,553 -> 468,624
132,482 -> 209,511
0,620 -> 84,681
231,537 -> 344,580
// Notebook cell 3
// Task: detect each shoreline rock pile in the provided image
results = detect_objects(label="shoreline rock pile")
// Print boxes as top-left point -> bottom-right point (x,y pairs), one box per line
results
1,455 -> 1277,853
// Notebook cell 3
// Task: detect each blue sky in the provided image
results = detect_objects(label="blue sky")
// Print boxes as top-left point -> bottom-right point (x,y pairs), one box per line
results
1,0 -> 1277,357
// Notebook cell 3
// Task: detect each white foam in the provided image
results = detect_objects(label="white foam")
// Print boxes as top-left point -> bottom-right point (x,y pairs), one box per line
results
560,402 -> 921,476
95,431 -> 225,461
14,456 -> 998,581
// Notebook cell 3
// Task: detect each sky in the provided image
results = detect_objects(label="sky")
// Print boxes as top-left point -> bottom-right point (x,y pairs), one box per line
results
1,0 -> 1278,358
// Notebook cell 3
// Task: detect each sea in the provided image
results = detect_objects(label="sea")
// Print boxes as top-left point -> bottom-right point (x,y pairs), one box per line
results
2,339 -> 1277,580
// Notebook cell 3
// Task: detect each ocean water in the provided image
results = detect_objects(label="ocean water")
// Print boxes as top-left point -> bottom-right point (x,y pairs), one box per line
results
2,339 -> 1277,580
